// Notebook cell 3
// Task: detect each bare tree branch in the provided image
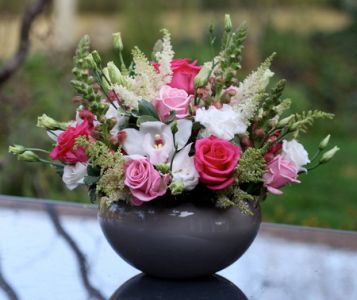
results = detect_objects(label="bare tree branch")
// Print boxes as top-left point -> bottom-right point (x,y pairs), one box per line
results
0,0 -> 52,87
46,205 -> 106,300
0,258 -> 19,300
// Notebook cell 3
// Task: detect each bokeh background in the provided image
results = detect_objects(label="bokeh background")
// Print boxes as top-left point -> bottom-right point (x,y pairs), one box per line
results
0,0 -> 356,229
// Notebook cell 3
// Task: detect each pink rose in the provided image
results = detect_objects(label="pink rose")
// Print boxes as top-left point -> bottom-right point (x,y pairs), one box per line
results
50,121 -> 92,164
124,158 -> 168,203
264,155 -> 300,195
153,58 -> 201,94
194,136 -> 241,190
154,85 -> 193,121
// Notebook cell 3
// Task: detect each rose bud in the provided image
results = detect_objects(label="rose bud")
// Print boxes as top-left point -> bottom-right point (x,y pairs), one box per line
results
240,135 -> 252,147
72,95 -> 83,104
254,128 -> 265,138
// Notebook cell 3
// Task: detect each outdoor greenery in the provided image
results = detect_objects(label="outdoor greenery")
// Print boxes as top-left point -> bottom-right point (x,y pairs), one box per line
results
0,1 -> 356,230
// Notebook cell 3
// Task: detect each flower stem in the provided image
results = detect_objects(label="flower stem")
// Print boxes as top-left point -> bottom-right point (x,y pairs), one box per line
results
26,148 -> 50,154
39,158 -> 64,168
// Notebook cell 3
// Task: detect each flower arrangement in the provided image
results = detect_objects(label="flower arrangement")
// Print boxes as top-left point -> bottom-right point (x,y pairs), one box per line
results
10,15 -> 339,212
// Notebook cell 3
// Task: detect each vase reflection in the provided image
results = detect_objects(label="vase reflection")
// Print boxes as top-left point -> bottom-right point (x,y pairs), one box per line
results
110,273 -> 247,300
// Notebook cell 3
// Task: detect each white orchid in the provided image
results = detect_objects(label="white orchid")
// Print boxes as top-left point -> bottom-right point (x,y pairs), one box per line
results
62,162 -> 88,190
171,143 -> 199,191
122,120 -> 192,165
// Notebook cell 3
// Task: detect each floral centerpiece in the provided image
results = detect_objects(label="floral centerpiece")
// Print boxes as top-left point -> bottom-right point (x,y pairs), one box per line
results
9,15 -> 339,278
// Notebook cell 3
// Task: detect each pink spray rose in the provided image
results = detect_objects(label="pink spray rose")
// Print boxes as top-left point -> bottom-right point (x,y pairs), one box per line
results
194,136 -> 241,190
153,58 -> 201,94
50,121 -> 92,164
264,155 -> 300,195
124,158 -> 168,203
154,85 -> 193,121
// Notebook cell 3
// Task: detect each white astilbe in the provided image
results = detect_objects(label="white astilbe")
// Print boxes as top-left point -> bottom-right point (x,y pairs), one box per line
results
154,29 -> 174,85
114,84 -> 141,109
131,47 -> 160,100
231,54 -> 275,126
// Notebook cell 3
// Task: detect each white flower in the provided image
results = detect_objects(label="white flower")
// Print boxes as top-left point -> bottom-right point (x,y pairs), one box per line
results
105,101 -> 127,136
122,120 -> 192,165
282,140 -> 310,171
62,162 -> 88,190
231,56 -> 274,126
195,104 -> 247,140
171,143 -> 199,191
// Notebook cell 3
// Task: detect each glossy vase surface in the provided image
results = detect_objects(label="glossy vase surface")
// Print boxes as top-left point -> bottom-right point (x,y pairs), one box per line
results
99,200 -> 261,278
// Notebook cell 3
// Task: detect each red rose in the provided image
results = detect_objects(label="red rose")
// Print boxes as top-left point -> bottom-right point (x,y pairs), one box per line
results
50,121 -> 92,164
153,58 -> 201,95
194,136 -> 241,190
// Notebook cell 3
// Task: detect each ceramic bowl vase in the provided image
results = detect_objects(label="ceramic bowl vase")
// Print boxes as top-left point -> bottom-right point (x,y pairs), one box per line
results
99,200 -> 261,279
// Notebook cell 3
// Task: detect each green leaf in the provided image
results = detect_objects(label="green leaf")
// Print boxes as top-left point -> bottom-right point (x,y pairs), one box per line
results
84,175 -> 100,186
54,165 -> 64,177
138,100 -> 159,119
88,186 -> 97,203
136,115 -> 158,126
87,164 -> 101,177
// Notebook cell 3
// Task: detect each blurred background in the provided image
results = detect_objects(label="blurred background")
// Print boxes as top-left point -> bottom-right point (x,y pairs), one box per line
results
0,0 -> 356,229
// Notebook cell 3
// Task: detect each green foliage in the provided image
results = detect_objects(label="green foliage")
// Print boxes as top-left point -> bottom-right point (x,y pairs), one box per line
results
71,35 -> 101,105
291,110 -> 334,137
236,148 -> 266,183
137,100 -> 160,120
216,188 -> 256,215
219,23 -> 248,84
75,138 -> 126,203
257,79 -> 290,127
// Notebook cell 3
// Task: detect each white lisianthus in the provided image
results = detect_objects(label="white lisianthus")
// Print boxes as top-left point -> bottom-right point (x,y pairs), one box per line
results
281,140 -> 310,172
171,143 -> 199,191
195,104 -> 247,140
62,162 -> 88,190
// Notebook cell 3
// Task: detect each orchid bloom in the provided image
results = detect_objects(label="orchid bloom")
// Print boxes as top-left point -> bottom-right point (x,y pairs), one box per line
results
171,143 -> 199,191
122,120 -> 192,165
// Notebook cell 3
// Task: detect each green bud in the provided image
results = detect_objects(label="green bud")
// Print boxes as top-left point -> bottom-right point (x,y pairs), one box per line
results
102,67 -> 111,90
9,144 -> 26,155
194,66 -> 211,88
156,164 -> 170,174
224,14 -> 232,32
107,61 -> 125,85
37,114 -> 68,130
91,50 -> 102,66
320,146 -> 339,164
18,151 -> 40,162
318,134 -> 331,150
113,32 -> 123,51
84,53 -> 96,69
277,115 -> 294,128
169,180 -> 185,196
171,121 -> 178,135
